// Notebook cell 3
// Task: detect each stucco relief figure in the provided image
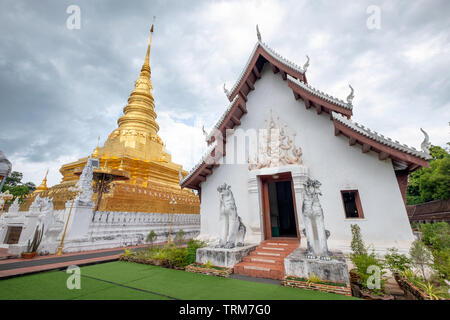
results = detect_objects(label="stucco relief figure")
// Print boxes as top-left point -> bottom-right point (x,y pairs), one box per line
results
216,183 -> 246,249
248,112 -> 303,170
302,178 -> 330,259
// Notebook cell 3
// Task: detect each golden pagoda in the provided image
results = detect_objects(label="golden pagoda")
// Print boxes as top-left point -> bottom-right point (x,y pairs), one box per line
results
34,170 -> 49,194
27,25 -> 199,214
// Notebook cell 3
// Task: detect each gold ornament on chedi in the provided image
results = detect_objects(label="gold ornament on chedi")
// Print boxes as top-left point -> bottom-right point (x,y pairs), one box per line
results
22,25 -> 199,214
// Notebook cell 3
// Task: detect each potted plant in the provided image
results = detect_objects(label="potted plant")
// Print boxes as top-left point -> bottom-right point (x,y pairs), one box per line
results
21,225 -> 44,259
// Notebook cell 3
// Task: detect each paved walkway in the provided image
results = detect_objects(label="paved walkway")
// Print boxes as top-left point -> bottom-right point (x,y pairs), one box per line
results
0,243 -> 160,279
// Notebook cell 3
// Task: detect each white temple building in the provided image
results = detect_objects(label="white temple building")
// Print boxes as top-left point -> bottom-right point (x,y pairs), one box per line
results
181,27 -> 431,258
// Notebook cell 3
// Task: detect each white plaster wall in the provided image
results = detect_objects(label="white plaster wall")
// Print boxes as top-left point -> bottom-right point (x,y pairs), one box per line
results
199,64 -> 414,254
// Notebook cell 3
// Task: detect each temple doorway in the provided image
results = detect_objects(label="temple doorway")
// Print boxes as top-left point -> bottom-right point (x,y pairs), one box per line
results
261,173 -> 299,240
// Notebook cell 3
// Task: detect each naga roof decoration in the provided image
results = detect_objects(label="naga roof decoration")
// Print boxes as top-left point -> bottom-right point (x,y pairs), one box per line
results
180,141 -> 218,186
226,40 -> 307,101
332,112 -> 431,172
287,75 -> 352,111
332,112 -> 430,160
205,95 -> 239,142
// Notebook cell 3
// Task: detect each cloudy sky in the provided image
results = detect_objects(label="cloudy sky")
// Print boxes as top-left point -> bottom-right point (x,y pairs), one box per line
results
0,0 -> 449,186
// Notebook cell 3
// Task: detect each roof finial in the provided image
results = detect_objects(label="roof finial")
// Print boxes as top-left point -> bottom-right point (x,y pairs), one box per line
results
92,136 -> 100,158
303,55 -> 310,73
256,24 -> 261,42
346,84 -> 354,104
420,128 -> 431,156
141,16 -> 155,75
223,83 -> 230,96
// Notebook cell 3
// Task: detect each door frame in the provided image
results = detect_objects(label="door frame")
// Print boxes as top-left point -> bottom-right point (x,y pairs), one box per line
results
260,172 -> 300,240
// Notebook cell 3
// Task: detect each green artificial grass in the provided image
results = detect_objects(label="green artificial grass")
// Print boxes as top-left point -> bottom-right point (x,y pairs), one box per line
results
0,261 -> 358,300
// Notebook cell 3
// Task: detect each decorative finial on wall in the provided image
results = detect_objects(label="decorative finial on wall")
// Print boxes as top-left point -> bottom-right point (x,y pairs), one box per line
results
420,128 -> 431,156
346,84 -> 354,104
256,24 -> 261,42
223,83 -> 230,96
303,55 -> 310,73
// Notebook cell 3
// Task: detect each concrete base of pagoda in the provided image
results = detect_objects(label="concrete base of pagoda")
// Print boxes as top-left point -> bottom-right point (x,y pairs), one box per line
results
2,210 -> 200,256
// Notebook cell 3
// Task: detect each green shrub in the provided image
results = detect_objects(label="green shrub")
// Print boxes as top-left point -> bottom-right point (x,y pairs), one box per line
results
167,247 -> 188,267
420,222 -> 450,252
186,239 -> 206,265
351,252 -> 386,294
174,229 -> 186,246
384,247 -> 411,273
154,249 -> 169,262
433,247 -> 450,280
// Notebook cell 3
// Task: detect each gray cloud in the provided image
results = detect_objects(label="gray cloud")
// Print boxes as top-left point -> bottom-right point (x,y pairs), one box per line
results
0,0 -> 449,185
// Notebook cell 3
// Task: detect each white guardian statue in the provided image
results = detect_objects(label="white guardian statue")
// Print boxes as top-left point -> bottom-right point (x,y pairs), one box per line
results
216,183 -> 246,248
302,178 -> 330,259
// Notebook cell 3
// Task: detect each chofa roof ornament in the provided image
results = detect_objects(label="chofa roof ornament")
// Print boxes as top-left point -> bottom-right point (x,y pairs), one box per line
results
223,83 -> 230,97
303,55 -> 310,73
420,128 -> 431,156
346,84 -> 354,105
256,24 -> 261,42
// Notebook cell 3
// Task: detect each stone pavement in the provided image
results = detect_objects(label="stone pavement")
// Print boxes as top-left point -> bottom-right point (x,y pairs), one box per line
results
0,243 -> 162,279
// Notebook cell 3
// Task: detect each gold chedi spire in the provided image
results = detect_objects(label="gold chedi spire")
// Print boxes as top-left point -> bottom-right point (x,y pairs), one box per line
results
34,169 -> 49,194
116,24 -> 159,135
55,22 -> 199,217
100,23 -> 166,162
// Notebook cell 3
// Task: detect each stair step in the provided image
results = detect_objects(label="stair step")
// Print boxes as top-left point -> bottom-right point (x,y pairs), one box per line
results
261,246 -> 285,251
233,240 -> 299,280
244,265 -> 271,272
255,251 -> 281,257
243,256 -> 280,264
234,262 -> 284,280
265,242 -> 289,246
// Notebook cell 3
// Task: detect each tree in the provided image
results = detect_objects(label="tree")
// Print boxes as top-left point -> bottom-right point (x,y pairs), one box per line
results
350,224 -> 367,257
146,230 -> 157,247
409,240 -> 433,281
1,171 -> 35,202
3,171 -> 23,187
407,144 -> 450,204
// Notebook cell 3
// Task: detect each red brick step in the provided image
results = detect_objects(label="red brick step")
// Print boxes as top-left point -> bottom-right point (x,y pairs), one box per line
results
233,239 -> 299,280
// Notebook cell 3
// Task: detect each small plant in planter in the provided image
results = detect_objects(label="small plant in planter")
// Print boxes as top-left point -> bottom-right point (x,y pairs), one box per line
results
349,224 -> 391,299
384,247 -> 411,276
306,273 -> 321,288
21,225 -> 44,259
417,281 -> 447,300
123,249 -> 135,257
